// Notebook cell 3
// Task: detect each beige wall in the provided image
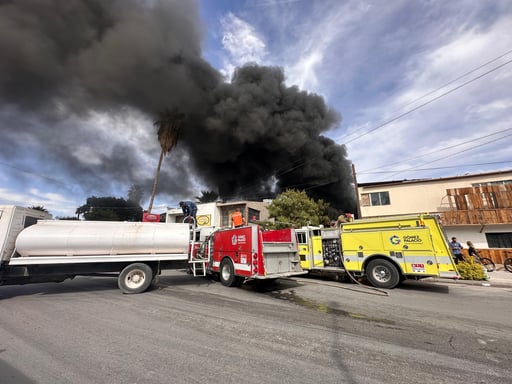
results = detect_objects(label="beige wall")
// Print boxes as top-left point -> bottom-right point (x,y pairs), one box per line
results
359,171 -> 512,218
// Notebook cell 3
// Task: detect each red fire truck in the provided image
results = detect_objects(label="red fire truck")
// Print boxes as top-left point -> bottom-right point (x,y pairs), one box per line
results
192,226 -> 305,287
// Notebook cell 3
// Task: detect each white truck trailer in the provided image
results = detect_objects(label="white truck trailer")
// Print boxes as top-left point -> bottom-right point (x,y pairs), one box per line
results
0,205 -> 194,293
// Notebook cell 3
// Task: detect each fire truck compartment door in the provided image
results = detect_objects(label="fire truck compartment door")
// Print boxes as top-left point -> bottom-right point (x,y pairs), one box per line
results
262,243 -> 301,275
393,228 -> 440,275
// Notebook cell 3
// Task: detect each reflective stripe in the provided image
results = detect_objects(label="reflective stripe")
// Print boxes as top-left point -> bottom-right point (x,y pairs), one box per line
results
234,263 -> 251,272
8,254 -> 189,265
210,260 -> 251,272
439,271 -> 459,278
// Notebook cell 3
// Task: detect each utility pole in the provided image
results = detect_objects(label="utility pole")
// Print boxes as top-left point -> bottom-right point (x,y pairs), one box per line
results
352,163 -> 362,219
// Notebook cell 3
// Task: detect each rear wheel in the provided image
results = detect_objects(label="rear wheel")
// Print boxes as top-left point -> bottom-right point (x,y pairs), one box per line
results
365,259 -> 401,289
118,263 -> 153,294
503,258 -> 512,273
219,258 -> 238,287
480,257 -> 495,272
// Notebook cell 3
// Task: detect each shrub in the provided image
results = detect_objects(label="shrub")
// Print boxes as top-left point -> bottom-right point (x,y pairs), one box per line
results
457,258 -> 488,280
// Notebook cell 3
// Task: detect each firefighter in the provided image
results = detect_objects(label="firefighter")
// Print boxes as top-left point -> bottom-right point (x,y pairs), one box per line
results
231,208 -> 245,228
179,201 -> 197,225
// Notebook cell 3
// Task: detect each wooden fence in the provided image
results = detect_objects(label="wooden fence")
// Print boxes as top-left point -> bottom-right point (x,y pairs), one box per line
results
465,248 -> 512,265
446,184 -> 512,210
444,184 -> 512,225
441,208 -> 512,225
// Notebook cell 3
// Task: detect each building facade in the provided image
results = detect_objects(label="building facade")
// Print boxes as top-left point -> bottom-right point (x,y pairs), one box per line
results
166,200 -> 271,228
357,170 -> 512,263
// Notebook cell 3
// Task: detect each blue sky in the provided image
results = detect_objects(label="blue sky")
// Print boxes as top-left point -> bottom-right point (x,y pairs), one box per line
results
1,0 -> 511,217
199,0 -> 512,179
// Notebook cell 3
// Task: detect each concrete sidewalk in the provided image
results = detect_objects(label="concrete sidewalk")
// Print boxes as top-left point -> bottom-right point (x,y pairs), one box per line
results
428,265 -> 512,288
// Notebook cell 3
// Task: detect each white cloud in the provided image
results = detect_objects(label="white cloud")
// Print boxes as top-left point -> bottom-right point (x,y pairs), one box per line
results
331,4 -> 512,181
220,12 -> 267,77
466,99 -> 512,120
287,49 -> 323,90
281,2 -> 366,92
0,187 -> 78,218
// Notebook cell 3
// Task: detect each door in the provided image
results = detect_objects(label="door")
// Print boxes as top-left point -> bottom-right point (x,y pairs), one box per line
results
397,228 -> 439,276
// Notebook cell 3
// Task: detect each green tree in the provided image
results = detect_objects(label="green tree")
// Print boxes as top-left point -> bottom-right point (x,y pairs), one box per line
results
195,190 -> 219,203
76,196 -> 142,221
148,109 -> 185,213
267,189 -> 329,228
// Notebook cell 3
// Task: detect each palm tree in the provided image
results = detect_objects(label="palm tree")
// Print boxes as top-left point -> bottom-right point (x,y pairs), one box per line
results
29,205 -> 49,213
195,190 -> 219,203
147,109 -> 185,213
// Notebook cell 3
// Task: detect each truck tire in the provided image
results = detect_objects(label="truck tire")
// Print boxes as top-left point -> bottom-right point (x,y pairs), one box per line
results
365,259 -> 400,289
219,258 -> 238,287
118,263 -> 153,294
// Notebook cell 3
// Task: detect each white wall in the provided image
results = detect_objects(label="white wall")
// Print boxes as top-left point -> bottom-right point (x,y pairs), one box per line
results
166,202 -> 219,227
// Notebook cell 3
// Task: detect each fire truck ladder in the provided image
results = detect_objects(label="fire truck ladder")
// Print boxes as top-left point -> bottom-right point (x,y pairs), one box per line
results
190,258 -> 208,277
189,236 -> 211,277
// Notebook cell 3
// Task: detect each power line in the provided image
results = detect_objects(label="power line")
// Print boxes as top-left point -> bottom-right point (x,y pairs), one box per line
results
216,54 -> 512,194
361,161 -> 512,174
341,58 -> 512,145
5,53 -> 511,206
359,127 -> 512,173
399,48 -> 512,110
382,132 -> 512,179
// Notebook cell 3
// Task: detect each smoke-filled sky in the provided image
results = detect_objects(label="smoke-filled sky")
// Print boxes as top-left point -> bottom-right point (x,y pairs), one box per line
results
1,0 -> 511,217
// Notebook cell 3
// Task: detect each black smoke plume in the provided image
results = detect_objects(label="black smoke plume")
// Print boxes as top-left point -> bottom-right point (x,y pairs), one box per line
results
0,0 -> 355,212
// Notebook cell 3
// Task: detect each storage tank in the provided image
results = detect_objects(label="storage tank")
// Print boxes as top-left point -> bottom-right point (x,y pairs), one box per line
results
15,221 -> 191,257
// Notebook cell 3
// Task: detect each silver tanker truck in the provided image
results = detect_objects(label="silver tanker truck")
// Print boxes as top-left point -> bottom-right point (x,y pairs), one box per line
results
0,205 -> 206,294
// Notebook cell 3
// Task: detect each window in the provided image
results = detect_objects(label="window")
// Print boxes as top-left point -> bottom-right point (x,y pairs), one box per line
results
297,232 -> 307,244
24,216 -> 39,228
486,233 -> 512,248
247,208 -> 260,223
361,191 -> 390,206
222,206 -> 245,226
221,211 -> 230,227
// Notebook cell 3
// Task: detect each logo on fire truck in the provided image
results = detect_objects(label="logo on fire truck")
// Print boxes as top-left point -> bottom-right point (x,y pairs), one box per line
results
231,234 -> 247,245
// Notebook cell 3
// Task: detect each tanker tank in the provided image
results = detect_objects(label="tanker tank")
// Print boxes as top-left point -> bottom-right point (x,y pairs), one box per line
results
15,221 -> 191,257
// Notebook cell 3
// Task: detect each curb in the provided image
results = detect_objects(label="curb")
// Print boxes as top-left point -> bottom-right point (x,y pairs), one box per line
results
425,275 -> 512,288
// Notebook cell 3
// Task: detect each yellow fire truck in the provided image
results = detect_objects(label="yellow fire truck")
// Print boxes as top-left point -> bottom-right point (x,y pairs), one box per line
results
296,214 -> 459,289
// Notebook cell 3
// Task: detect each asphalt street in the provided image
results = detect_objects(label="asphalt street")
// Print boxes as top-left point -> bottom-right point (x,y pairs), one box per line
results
0,270 -> 511,384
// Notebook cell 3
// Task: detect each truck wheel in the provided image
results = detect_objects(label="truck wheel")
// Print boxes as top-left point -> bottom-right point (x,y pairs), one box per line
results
219,258 -> 237,287
118,263 -> 153,294
366,259 -> 400,289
